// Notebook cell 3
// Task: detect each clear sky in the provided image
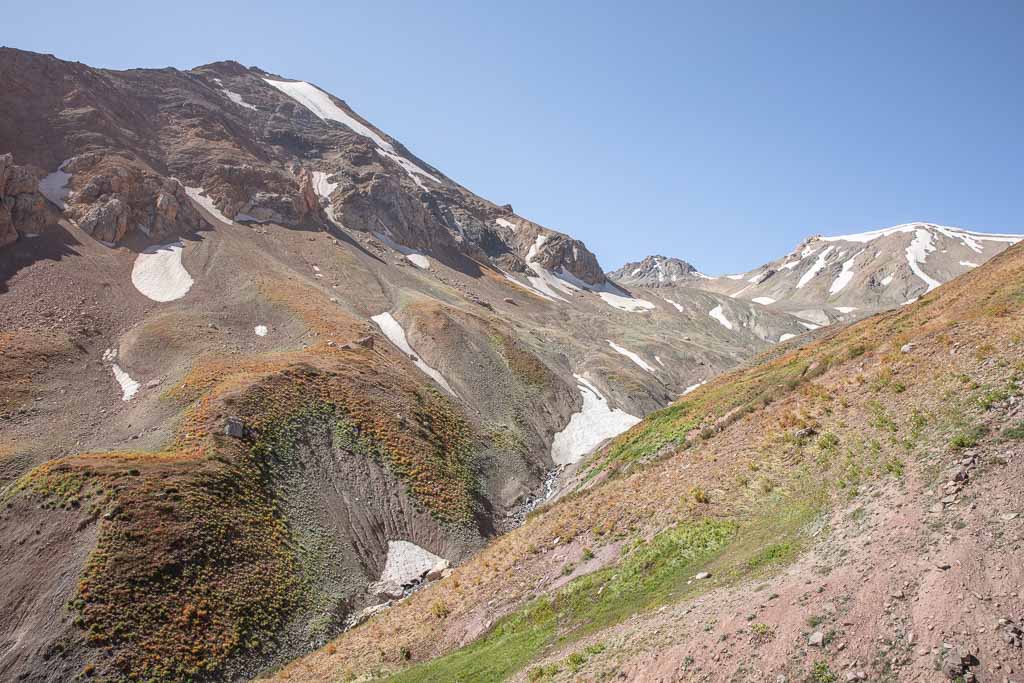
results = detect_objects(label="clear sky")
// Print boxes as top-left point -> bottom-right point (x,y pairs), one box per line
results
5,1 -> 1022,274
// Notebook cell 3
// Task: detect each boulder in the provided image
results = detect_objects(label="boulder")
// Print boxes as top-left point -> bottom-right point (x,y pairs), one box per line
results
425,559 -> 449,581
368,580 -> 404,601
224,416 -> 246,439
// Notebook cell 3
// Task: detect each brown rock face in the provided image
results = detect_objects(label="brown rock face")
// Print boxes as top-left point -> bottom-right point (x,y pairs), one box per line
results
0,153 -> 48,246
63,155 -> 208,242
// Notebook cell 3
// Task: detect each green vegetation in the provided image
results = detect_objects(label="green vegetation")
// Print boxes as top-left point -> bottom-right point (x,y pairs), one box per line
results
810,660 -> 837,683
387,486 -> 825,682
1003,421 -> 1024,440
949,424 -> 989,450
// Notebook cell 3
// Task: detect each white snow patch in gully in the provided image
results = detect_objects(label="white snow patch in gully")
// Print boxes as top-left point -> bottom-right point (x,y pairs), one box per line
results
663,298 -> 684,312
751,296 -> 775,305
103,349 -> 140,401
379,540 -> 444,586
39,159 -> 73,209
905,227 -> 941,292
263,78 -> 441,189
254,325 -> 268,337
405,253 -> 430,269
799,321 -> 821,330
312,171 -> 339,199
835,306 -> 857,314
373,231 -> 430,270
682,380 -> 707,396
551,375 -> 640,465
708,305 -> 733,330
655,355 -> 665,366
959,261 -> 979,268
554,267 -> 655,312
371,312 -> 456,396
184,187 -> 235,224
829,250 -> 863,294
131,242 -> 194,302
222,89 -> 257,110
880,274 -> 894,286
607,340 -> 656,373
495,217 -> 517,231
779,333 -> 797,342
797,246 -> 835,289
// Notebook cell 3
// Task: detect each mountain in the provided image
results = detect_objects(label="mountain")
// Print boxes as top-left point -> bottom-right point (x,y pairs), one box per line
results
613,223 -> 1022,328
0,46 -> 1021,683
607,255 -> 709,287
280,236 -> 1024,683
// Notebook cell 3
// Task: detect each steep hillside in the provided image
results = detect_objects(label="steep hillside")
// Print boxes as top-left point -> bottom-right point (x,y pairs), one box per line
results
278,241 -> 1024,682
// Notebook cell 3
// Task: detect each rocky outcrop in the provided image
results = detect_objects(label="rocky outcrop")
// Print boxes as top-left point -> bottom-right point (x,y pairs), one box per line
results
0,153 -> 48,247
64,155 -> 208,242
609,255 -> 704,287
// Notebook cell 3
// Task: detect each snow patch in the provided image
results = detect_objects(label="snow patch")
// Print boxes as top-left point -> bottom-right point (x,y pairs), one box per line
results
829,249 -> 863,294
102,348 -> 140,401
779,333 -> 797,342
254,325 -> 268,337
724,273 -> 745,280
880,274 -> 894,286
796,246 -> 835,289
835,306 -> 857,314
222,89 -> 257,111
708,305 -> 733,330
663,298 -> 684,313
405,253 -> 430,269
379,540 -> 444,586
751,296 -> 775,305
39,160 -> 73,209
131,241 -> 194,302
959,260 -> 979,268
597,291 -> 656,312
682,380 -> 707,395
495,217 -> 517,231
550,375 -> 640,465
905,227 -> 940,292
263,78 -> 441,189
371,312 -> 456,396
184,186 -> 235,224
607,340 -> 656,373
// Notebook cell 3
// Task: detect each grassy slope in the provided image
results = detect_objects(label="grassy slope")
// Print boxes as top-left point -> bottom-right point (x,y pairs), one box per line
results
275,242 -> 1024,681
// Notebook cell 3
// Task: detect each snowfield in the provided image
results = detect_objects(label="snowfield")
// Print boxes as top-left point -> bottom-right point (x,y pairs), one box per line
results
379,540 -> 444,586
550,375 -> 640,465
905,227 -> 941,292
131,241 -> 194,302
184,186 -> 235,224
597,291 -> 656,312
221,89 -> 257,111
373,232 -> 431,270
829,250 -> 863,294
39,159 -> 73,209
708,305 -> 733,330
264,78 -> 441,189
682,380 -> 707,396
796,246 -> 834,289
607,340 -> 656,373
103,348 -> 140,401
371,312 -> 456,396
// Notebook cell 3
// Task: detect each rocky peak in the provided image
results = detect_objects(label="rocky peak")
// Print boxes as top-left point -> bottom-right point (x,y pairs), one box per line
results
608,255 -> 703,288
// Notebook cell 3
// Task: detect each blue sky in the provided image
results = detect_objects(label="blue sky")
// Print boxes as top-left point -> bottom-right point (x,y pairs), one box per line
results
5,1 -> 1022,273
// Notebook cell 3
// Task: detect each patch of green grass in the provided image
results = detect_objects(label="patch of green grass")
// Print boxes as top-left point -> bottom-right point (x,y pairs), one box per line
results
949,424 -> 989,450
810,659 -> 837,682
1002,421 -> 1024,440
